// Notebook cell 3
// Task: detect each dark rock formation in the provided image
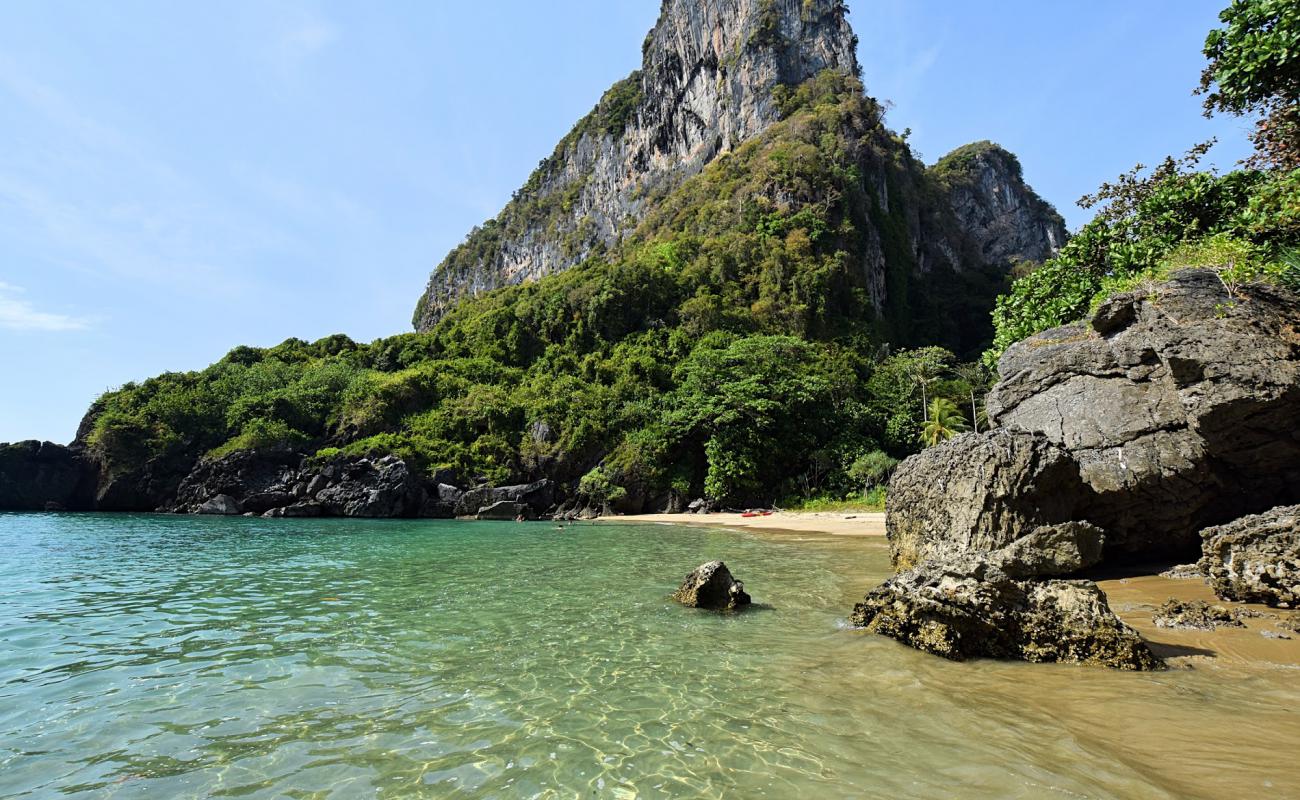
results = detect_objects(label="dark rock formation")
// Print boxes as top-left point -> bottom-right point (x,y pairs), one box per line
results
1200,505 -> 1300,608
673,561 -> 751,610
988,270 -> 1300,561
886,429 -> 1092,569
1151,599 -> 1245,630
851,554 -> 1162,670
0,441 -> 97,511
174,451 -> 427,519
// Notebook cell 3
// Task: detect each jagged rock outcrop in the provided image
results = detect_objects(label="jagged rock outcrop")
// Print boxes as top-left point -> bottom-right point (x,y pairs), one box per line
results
932,142 -> 1066,267
988,270 -> 1300,560
0,441 -> 98,511
414,0 -> 860,329
173,450 -> 428,519
1200,505 -> 1300,608
673,560 -> 752,610
851,552 -> 1161,670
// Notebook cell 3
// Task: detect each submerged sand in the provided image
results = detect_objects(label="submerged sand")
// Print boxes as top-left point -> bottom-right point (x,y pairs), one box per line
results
615,510 -> 887,536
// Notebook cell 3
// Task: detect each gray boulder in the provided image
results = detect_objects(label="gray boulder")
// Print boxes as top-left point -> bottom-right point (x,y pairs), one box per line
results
886,429 -> 1091,570
989,270 -> 1300,560
673,561 -> 751,611
197,494 -> 242,516
851,554 -> 1162,670
476,501 -> 529,521
1199,505 -> 1300,608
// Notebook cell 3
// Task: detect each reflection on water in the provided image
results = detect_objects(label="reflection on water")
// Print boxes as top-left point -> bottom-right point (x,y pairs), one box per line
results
0,513 -> 1297,799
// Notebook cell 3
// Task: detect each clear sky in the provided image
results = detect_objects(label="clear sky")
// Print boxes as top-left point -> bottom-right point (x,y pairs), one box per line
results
0,0 -> 1254,444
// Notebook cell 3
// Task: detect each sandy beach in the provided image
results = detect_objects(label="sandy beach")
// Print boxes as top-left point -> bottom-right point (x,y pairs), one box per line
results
613,510 -> 887,536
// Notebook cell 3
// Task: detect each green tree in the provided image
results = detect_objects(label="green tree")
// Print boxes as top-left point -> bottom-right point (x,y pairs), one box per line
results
918,398 -> 968,448
847,449 -> 900,495
1198,0 -> 1300,170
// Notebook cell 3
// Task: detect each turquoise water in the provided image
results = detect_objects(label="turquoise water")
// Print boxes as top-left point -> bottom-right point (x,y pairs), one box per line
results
2,513 -> 1298,799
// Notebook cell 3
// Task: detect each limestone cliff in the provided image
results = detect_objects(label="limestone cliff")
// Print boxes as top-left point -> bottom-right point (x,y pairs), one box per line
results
414,0 -> 862,330
931,141 -> 1066,267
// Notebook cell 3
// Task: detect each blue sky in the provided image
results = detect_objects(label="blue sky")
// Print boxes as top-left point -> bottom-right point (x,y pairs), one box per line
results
0,0 -> 1253,443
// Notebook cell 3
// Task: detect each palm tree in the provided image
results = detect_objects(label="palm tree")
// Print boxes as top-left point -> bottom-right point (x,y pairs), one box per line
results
918,397 -> 969,447
904,348 -> 951,423
953,362 -> 988,433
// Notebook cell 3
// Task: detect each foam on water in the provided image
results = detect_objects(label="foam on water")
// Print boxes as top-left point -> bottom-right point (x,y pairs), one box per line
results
0,513 -> 1297,798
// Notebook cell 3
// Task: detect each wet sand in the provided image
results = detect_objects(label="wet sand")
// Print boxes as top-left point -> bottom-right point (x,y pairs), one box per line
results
613,510 -> 887,536
1098,568 -> 1300,667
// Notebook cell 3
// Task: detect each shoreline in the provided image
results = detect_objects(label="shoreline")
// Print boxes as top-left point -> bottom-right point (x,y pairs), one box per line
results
607,510 -> 887,537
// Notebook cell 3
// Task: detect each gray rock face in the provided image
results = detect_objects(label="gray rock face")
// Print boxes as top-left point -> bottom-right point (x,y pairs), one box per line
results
455,480 -> 554,518
1200,505 -> 1300,608
413,0 -> 859,329
937,142 -> 1067,266
673,560 -> 751,610
0,440 -> 97,511
886,429 -> 1092,570
850,554 -> 1162,670
476,501 -> 529,521
989,270 -> 1300,560
412,2 -> 1066,332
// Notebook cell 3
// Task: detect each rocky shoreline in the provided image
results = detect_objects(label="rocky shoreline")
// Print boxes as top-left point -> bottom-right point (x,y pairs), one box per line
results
853,270 -> 1300,669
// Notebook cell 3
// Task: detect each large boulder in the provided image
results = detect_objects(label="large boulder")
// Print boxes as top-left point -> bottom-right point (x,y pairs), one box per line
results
454,479 -> 554,518
851,554 -> 1162,670
0,441 -> 97,511
1199,505 -> 1300,608
988,270 -> 1300,561
887,429 -> 1092,570
673,561 -> 751,611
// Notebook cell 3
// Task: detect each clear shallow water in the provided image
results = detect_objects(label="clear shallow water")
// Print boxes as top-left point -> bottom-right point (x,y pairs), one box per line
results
1,514 -> 1297,799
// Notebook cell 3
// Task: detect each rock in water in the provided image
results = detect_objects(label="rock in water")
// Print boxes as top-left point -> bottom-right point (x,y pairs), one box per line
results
1151,599 -> 1245,630
197,494 -> 242,516
851,555 -> 1162,670
1200,505 -> 1300,608
673,561 -> 751,610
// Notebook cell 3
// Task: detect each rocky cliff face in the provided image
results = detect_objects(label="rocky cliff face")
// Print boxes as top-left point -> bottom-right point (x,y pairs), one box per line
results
414,0 -> 862,330
933,141 -> 1066,267
413,1 -> 1064,332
